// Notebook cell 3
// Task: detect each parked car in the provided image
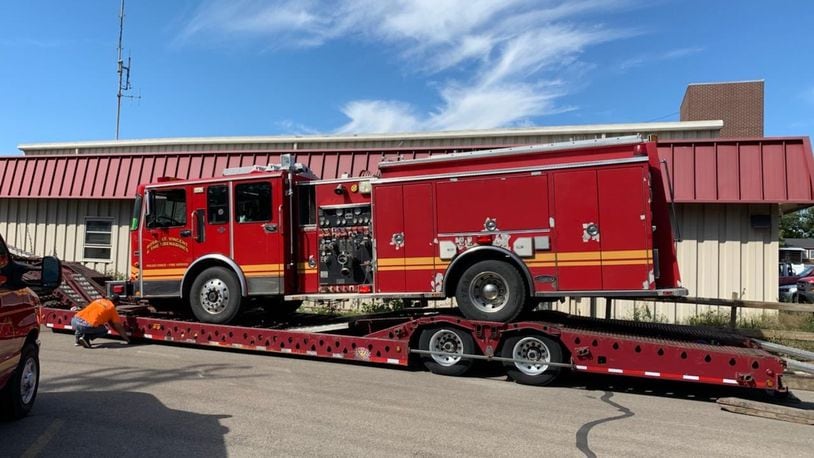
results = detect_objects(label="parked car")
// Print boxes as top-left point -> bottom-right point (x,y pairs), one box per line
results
779,264 -> 814,302
0,233 -> 61,420
796,276 -> 814,303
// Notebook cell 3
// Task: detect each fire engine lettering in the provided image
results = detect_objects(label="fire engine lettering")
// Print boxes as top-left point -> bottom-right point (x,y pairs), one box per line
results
145,236 -> 190,254
430,273 -> 443,292
493,233 -> 510,249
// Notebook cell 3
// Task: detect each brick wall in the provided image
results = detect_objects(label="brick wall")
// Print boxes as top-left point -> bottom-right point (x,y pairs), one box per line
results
680,81 -> 764,137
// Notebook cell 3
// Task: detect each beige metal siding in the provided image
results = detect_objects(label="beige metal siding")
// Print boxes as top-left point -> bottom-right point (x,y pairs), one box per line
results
0,198 -> 133,276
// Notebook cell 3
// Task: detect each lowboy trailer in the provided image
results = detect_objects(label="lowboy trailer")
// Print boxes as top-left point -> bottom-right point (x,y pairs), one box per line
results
40,303 -> 786,391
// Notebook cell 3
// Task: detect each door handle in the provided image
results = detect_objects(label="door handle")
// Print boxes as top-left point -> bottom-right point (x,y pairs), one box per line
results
263,223 -> 278,233
180,229 -> 192,237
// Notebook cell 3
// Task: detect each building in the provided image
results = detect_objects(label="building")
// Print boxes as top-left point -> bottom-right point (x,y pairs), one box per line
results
1,123 -> 813,322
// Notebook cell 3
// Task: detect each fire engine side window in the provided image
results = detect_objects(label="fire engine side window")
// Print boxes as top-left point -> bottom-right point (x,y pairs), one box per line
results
235,182 -> 271,223
296,185 -> 316,225
207,185 -> 229,224
147,189 -> 187,228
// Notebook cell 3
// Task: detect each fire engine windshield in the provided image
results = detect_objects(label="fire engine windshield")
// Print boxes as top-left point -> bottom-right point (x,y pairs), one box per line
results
146,189 -> 187,228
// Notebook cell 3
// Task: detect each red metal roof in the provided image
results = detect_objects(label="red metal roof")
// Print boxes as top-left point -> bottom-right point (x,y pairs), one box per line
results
0,137 -> 812,205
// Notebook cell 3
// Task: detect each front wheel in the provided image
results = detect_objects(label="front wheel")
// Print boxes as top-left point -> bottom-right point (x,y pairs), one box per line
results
190,267 -> 242,324
418,327 -> 476,376
501,334 -> 563,386
0,342 -> 39,420
455,260 -> 526,322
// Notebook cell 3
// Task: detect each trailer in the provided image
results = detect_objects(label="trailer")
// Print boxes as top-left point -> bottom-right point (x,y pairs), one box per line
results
40,263 -> 787,391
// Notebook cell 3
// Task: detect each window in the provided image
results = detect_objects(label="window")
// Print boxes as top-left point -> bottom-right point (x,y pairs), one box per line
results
84,218 -> 113,261
147,188 -> 187,228
235,182 -> 271,223
208,185 -> 229,224
297,185 -> 316,225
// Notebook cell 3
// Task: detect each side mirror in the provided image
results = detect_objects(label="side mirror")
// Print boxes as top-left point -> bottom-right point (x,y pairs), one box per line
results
40,256 -> 62,290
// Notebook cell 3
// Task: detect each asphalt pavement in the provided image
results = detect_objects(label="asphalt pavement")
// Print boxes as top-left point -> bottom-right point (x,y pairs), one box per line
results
1,330 -> 813,457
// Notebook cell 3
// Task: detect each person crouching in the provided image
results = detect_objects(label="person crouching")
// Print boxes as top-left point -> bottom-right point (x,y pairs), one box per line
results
71,294 -> 131,348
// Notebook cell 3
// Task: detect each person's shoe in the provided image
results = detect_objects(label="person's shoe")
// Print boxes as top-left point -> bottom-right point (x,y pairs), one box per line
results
78,337 -> 92,349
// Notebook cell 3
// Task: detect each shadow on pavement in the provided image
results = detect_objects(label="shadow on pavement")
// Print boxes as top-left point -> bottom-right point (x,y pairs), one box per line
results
0,390 -> 230,457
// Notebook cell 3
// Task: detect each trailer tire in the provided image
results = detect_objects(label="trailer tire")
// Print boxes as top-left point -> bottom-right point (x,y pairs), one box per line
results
190,267 -> 242,324
501,334 -> 563,386
455,260 -> 525,322
0,342 -> 39,420
418,327 -> 475,376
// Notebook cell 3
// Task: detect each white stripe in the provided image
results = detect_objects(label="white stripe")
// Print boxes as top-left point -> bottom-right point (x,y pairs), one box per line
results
144,334 -> 153,339
46,324 -> 54,328
256,346 -> 267,351
682,374 -> 700,381
608,368 -> 623,374
164,336 -> 174,341
231,343 -> 243,349
281,348 -> 292,353
386,358 -> 400,364
575,365 -> 588,370
208,342 -> 221,346
306,351 -> 317,356
644,371 -> 661,377
722,378 -> 738,385
64,325 -> 73,330
332,353 -> 344,359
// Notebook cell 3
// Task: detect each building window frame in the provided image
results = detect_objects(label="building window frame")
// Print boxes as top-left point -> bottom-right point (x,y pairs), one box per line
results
83,217 -> 114,262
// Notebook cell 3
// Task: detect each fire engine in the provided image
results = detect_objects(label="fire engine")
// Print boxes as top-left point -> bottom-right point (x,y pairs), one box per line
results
112,136 -> 685,325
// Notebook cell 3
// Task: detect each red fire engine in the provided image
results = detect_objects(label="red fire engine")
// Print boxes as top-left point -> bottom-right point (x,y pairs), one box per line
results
115,136 -> 685,325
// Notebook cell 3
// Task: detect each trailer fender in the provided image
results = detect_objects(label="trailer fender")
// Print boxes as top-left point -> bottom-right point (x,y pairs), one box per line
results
442,246 -> 534,298
182,255 -> 248,298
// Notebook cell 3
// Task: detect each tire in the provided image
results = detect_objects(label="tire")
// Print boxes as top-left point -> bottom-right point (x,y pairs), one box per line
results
501,334 -> 563,386
189,267 -> 242,324
0,342 -> 39,420
455,260 -> 526,322
418,327 -> 475,376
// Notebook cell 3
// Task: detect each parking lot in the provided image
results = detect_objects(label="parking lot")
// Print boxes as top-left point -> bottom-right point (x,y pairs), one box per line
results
2,331 -> 812,457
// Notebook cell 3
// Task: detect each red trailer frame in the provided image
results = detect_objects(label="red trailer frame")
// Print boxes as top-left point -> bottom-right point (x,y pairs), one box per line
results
40,305 -> 785,392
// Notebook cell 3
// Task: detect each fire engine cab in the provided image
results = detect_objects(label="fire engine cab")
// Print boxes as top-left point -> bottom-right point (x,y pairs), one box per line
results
117,136 -> 686,324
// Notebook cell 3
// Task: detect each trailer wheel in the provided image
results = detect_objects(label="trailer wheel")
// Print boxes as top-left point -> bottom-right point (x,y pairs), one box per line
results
455,260 -> 525,322
501,334 -> 563,386
0,342 -> 39,420
190,267 -> 242,324
418,327 -> 475,376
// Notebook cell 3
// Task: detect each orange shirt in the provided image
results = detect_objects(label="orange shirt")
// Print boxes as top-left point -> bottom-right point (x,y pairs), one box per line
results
75,298 -> 122,327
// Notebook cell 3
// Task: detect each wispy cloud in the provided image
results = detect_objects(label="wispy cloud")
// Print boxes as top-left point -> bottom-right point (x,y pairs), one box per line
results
179,0 -> 638,133
617,46 -> 704,72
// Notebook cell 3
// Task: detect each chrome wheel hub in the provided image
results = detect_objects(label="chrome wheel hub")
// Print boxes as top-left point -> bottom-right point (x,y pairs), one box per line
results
20,357 -> 37,405
512,337 -> 551,376
428,329 -> 464,367
200,278 -> 230,314
469,272 -> 509,313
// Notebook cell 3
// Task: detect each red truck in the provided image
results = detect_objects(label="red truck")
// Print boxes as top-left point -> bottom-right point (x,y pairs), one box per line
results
111,136 -> 685,324
0,233 -> 61,419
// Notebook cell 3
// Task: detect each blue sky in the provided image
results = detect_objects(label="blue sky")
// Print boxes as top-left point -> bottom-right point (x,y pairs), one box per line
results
0,0 -> 812,154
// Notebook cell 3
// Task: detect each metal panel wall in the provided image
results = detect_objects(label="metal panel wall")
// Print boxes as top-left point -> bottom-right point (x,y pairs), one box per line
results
0,198 -> 133,277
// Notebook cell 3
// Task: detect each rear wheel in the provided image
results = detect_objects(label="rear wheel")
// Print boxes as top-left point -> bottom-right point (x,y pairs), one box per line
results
190,267 -> 242,324
418,327 -> 475,376
455,260 -> 526,322
0,342 -> 39,420
501,334 -> 563,386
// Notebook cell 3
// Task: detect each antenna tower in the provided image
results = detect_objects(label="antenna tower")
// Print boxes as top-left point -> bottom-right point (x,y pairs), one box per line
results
115,0 -> 138,139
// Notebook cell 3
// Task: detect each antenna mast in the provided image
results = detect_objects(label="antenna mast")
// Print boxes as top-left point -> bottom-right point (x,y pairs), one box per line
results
115,0 -> 137,139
